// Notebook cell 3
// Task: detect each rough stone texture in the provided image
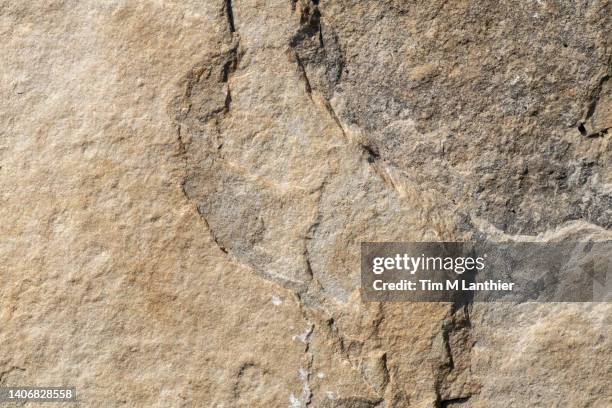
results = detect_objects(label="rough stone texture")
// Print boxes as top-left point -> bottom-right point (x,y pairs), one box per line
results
1,1 -> 610,407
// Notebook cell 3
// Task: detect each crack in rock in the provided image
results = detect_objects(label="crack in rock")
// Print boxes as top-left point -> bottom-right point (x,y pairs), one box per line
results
434,304 -> 475,406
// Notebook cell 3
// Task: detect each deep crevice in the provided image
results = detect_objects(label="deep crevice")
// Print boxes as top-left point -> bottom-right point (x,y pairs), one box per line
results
439,396 -> 471,407
294,52 -> 313,95
589,127 -> 609,138
318,23 -> 324,48
224,87 -> 232,113
225,0 -> 236,33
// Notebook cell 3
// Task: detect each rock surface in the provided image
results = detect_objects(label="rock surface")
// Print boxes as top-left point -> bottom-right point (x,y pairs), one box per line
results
1,0 -> 610,407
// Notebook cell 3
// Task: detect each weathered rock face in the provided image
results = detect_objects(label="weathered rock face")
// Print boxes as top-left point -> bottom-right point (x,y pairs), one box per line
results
1,1 -> 610,407
318,0 -> 611,234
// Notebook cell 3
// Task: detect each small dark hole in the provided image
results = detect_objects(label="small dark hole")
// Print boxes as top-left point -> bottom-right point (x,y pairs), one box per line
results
362,144 -> 380,163
577,122 -> 587,136
562,42 -> 568,48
